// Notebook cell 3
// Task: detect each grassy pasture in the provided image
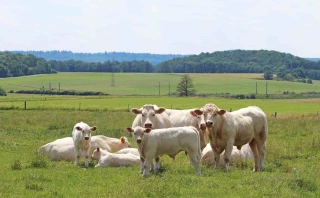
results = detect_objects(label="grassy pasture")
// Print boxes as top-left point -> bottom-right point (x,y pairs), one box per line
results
0,72 -> 319,95
0,95 -> 320,114
0,100 -> 319,197
0,73 -> 319,197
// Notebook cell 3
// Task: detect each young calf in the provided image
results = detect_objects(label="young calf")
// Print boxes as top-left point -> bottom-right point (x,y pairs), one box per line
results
91,148 -> 140,167
126,126 -> 201,177
72,122 -> 97,167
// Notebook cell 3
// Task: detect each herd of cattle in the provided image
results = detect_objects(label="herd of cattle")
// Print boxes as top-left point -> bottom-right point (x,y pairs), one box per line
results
39,103 -> 268,177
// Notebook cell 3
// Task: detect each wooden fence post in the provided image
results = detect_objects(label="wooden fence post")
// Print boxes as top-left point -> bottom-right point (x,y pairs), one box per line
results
24,101 -> 26,110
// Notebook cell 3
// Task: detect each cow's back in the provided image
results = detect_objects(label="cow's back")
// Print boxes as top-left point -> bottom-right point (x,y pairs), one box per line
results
143,126 -> 200,157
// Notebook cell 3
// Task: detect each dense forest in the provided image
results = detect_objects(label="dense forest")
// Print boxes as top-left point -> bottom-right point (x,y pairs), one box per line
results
10,50 -> 187,66
157,50 -> 320,80
0,52 -> 56,77
1,50 -> 320,80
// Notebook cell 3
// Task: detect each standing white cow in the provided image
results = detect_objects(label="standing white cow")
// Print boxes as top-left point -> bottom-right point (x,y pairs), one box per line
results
130,104 -> 172,172
126,126 -> 201,177
72,122 -> 97,167
165,109 -> 209,150
198,104 -> 268,172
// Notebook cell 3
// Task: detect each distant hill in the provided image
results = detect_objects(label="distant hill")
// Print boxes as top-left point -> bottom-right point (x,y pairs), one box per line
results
8,50 -> 189,66
156,50 -> 320,80
305,58 -> 320,62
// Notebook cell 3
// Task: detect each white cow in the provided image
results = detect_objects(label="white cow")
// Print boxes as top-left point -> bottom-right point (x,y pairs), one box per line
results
126,126 -> 201,177
72,122 -> 97,167
130,104 -> 172,171
115,148 -> 140,156
201,143 -> 253,167
38,135 -> 131,161
198,104 -> 268,171
91,148 -> 140,167
165,109 -> 209,150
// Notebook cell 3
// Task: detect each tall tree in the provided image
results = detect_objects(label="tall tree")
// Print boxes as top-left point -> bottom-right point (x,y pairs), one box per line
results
176,74 -> 196,97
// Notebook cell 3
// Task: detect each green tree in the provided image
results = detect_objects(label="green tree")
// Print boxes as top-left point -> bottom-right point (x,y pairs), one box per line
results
176,74 -> 196,97
0,87 -> 7,96
263,71 -> 273,80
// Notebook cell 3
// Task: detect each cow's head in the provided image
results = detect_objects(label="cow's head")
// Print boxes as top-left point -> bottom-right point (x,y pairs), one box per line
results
126,126 -> 151,144
76,125 -> 97,140
91,147 -> 101,160
120,136 -> 131,148
202,103 -> 226,128
190,109 -> 207,130
130,104 -> 166,129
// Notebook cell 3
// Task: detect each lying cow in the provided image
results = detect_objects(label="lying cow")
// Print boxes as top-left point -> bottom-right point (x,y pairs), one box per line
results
72,122 -> 97,167
199,104 -> 268,171
126,126 -> 201,177
38,135 -> 131,161
92,148 -> 140,167
201,143 -> 253,167
130,104 -> 172,171
165,108 -> 209,150
115,147 -> 140,156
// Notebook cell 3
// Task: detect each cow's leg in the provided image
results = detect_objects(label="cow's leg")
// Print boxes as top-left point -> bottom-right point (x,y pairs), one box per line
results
84,150 -> 89,167
188,152 -> 201,176
255,138 -> 266,171
210,144 -> 220,170
249,139 -> 259,171
143,158 -> 152,177
74,148 -> 80,166
140,157 -> 145,174
224,141 -> 234,172
154,156 -> 161,173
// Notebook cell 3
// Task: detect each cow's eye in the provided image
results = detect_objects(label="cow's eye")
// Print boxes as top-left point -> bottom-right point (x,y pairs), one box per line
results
152,114 -> 155,116
142,114 -> 145,117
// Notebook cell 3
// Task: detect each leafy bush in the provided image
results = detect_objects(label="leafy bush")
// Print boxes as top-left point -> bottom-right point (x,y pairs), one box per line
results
0,87 -> 7,96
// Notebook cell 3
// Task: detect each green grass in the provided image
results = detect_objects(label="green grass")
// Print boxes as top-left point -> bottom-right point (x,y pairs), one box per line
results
0,73 -> 320,197
0,72 -> 319,95
0,95 -> 320,114
0,107 -> 319,197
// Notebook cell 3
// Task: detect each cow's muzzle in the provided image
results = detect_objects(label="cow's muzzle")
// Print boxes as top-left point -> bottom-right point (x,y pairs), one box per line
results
206,121 -> 213,127
136,139 -> 142,144
144,123 -> 152,128
85,137 -> 89,140
200,123 -> 206,130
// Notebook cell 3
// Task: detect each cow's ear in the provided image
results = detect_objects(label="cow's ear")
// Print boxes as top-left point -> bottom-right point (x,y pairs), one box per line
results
97,147 -> 100,152
126,127 -> 134,133
91,126 -> 97,131
218,109 -> 226,115
156,107 -> 166,114
145,128 -> 152,133
120,137 -> 125,143
130,108 -> 142,115
76,126 -> 82,131
191,109 -> 203,116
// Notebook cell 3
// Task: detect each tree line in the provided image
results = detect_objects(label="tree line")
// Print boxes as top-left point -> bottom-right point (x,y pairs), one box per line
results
1,50 -> 320,80
10,50 -> 187,66
157,50 -> 320,80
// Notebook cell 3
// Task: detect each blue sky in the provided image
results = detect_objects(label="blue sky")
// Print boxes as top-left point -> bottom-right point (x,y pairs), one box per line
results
1,0 -> 319,57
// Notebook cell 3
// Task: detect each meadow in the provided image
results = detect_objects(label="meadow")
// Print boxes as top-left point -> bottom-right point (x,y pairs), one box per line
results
0,73 -> 319,197
0,96 -> 319,197
0,72 -> 319,96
